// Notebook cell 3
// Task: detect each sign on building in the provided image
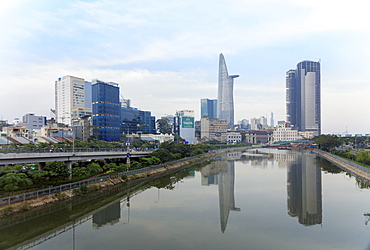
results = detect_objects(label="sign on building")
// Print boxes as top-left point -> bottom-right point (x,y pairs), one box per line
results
181,117 -> 194,128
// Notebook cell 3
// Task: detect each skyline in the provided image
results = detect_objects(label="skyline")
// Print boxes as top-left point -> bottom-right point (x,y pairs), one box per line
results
1,0 -> 370,134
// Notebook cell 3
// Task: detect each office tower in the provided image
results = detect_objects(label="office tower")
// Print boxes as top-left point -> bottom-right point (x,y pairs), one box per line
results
92,79 -> 120,141
138,110 -> 156,134
121,102 -> 156,135
286,60 -> 321,136
201,98 -> 217,118
217,53 -> 239,129
55,75 -> 92,125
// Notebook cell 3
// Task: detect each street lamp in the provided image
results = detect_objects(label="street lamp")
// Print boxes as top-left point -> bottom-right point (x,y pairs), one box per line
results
122,123 -> 130,151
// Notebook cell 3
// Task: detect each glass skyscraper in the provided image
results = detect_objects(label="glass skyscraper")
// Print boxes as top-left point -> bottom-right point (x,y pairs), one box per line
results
217,53 -> 239,129
92,79 -> 121,141
286,60 -> 321,136
200,98 -> 217,118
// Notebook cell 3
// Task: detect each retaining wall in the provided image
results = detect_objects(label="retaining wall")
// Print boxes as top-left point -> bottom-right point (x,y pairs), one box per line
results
313,149 -> 370,183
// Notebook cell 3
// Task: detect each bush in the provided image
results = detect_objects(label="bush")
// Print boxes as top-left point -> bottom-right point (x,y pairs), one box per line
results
87,163 -> 103,175
102,163 -> 116,172
130,161 -> 142,169
121,175 -> 128,180
72,188 -> 82,196
53,192 -> 68,201
114,165 -> 125,172
1,206 -> 14,216
18,202 -> 31,211
89,184 -> 99,191
80,185 -> 88,193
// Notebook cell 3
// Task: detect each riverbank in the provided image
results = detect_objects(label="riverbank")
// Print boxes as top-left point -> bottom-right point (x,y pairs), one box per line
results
313,149 -> 370,182
0,147 -> 249,216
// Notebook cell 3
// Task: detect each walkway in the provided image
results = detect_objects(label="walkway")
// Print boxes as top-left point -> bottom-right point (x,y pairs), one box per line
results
314,149 -> 370,183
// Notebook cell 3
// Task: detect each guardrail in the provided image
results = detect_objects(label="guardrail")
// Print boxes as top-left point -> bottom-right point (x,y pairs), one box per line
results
0,148 -> 153,154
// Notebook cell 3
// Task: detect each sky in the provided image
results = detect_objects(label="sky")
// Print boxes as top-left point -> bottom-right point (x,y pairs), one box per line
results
0,0 -> 369,135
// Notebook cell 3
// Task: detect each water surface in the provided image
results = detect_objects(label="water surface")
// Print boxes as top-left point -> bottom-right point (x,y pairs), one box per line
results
1,149 -> 370,250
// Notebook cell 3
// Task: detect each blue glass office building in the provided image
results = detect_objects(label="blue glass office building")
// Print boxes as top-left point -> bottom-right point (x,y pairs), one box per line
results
92,80 -> 121,141
121,107 -> 156,135
286,60 -> 321,136
201,98 -> 217,118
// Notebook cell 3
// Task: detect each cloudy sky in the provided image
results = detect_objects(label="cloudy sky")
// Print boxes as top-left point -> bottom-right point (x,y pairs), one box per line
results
1,0 -> 369,134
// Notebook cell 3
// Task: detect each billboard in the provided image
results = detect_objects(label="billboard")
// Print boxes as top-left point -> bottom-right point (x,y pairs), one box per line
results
181,117 -> 194,128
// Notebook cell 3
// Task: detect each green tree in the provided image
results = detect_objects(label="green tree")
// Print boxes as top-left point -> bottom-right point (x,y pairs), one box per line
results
140,156 -> 161,166
72,167 -> 89,177
102,162 -> 116,172
156,118 -> 173,134
87,163 -> 103,175
149,148 -> 173,163
44,161 -> 70,181
355,151 -> 370,166
27,170 -> 49,185
0,173 -> 33,192
314,135 -> 343,151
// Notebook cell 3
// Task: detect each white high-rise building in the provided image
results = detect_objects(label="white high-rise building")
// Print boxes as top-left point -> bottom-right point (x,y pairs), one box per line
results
250,116 -> 268,130
55,75 -> 92,125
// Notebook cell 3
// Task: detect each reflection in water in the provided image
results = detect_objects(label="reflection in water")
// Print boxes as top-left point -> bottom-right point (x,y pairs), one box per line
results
92,202 -> 121,229
201,152 -> 241,232
287,152 -> 322,226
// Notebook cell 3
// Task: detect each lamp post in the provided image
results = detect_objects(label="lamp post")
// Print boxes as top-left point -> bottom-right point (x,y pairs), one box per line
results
122,123 -> 130,151
60,117 -> 65,151
72,128 -> 75,153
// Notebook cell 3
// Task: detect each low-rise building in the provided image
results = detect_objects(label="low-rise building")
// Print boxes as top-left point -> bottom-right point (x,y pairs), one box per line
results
71,115 -> 92,142
227,131 -> 242,144
200,117 -> 227,143
273,122 -> 302,142
241,130 -> 273,144
19,113 -> 46,130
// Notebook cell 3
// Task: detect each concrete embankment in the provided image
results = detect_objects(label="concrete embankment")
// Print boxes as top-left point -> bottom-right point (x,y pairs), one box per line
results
313,149 -> 370,183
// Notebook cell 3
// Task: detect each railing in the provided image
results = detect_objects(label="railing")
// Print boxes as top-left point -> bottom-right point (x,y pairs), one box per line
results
314,149 -> 370,184
0,148 -> 153,154
315,149 -> 370,174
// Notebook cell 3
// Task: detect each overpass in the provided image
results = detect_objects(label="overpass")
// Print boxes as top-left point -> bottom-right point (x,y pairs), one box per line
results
0,149 -> 152,169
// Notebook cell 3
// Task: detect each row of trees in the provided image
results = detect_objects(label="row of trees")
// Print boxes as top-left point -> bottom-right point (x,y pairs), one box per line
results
331,149 -> 370,166
314,135 -> 370,151
314,135 -> 370,167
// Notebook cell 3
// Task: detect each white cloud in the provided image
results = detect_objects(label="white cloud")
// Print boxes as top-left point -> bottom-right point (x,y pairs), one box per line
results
1,0 -> 370,134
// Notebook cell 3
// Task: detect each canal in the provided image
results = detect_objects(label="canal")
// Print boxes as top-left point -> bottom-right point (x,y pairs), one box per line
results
1,148 -> 370,250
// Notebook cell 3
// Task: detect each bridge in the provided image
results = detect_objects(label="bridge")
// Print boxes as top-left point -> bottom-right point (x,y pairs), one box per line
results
0,148 -> 152,169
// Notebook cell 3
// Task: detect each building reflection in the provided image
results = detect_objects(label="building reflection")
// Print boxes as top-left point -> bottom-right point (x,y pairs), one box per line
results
201,152 -> 241,232
287,152 -> 322,226
92,202 -> 121,229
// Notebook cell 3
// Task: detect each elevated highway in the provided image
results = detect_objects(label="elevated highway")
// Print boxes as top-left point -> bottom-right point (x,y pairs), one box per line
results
0,149 -> 152,166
